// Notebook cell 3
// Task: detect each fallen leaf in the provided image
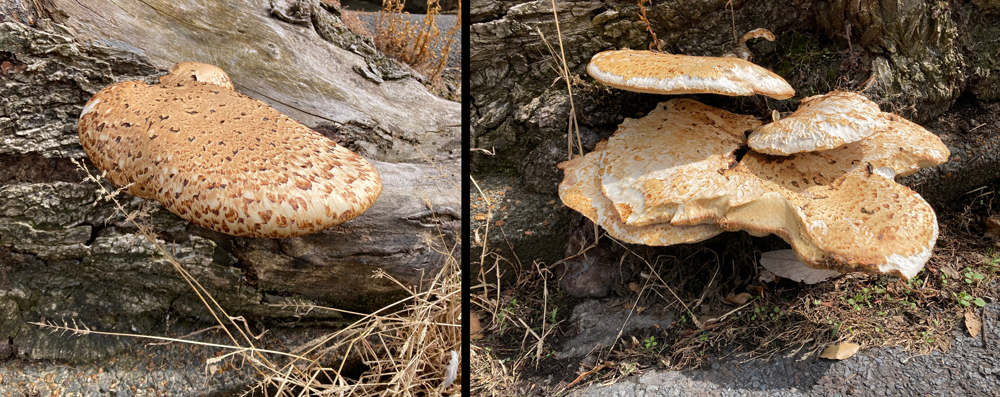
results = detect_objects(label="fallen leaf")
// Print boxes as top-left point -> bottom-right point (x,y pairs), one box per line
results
821,301 -> 834,308
500,206 -> 507,211
820,342 -> 861,360
495,220 -> 505,226
760,250 -> 841,284
547,200 -> 556,205
987,217 -> 1000,239
470,315 -> 483,340
627,282 -> 641,293
725,292 -> 752,305
966,311 -> 982,338
524,230 -> 533,236
542,220 -> 550,226
474,213 -> 487,221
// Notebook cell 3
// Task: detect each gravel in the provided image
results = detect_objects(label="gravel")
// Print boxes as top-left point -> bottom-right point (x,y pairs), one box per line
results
573,303 -> 1000,396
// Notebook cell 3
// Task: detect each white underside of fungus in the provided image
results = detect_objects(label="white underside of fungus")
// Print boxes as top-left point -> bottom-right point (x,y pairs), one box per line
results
558,147 -> 723,247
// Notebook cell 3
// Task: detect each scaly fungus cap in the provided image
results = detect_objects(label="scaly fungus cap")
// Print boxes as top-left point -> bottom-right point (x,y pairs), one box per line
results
587,49 -> 795,100
598,99 -> 761,227
720,169 -> 938,279
79,63 -> 381,238
558,148 -> 722,246
747,90 -> 887,155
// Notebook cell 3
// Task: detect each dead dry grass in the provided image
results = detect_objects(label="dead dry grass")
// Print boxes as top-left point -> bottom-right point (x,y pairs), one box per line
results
374,0 -> 460,80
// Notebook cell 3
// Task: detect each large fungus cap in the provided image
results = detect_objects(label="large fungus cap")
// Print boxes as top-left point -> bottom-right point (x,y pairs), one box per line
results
587,49 -> 795,100
79,63 -> 382,238
720,169 -> 938,279
747,90 -> 887,155
558,149 -> 722,246
598,99 -> 761,227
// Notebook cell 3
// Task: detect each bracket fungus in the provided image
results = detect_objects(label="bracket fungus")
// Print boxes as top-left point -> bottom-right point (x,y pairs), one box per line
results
558,144 -> 723,247
158,62 -> 235,90
587,49 -> 795,99
747,90 -> 888,155
564,48 -> 950,281
78,62 -> 382,238
597,99 -> 760,227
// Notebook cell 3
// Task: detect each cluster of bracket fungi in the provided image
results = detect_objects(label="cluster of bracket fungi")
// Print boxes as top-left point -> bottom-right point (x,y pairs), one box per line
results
558,34 -> 951,283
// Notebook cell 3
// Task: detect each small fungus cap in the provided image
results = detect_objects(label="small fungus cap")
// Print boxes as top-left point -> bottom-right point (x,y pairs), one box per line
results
159,62 -> 235,90
748,90 -> 887,155
79,63 -> 381,238
587,49 -> 795,100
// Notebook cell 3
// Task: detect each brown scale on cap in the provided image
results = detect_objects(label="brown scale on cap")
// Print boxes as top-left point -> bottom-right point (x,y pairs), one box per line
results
748,91 -> 887,155
719,169 -> 938,279
78,62 -> 381,238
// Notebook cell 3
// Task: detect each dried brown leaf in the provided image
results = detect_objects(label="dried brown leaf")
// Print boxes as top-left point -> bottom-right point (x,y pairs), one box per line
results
820,342 -> 861,360
965,311 -> 982,339
725,292 -> 752,305
471,314 -> 483,340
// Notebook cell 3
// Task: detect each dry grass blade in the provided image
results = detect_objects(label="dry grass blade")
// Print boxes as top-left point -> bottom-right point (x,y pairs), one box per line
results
536,1 -> 582,160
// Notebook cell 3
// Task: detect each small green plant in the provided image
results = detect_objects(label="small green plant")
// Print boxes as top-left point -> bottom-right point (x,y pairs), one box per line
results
643,336 -> 658,350
964,269 -> 985,284
955,291 -> 986,308
496,298 -> 518,334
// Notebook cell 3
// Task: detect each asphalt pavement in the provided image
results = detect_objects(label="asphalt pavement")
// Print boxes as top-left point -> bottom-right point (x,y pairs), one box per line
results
574,303 -> 1000,396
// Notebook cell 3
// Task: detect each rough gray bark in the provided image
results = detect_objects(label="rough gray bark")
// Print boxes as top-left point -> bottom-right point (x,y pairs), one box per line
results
0,0 -> 459,363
